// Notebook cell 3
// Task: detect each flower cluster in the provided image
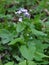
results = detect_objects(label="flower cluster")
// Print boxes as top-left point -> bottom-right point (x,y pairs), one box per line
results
15,8 -> 30,22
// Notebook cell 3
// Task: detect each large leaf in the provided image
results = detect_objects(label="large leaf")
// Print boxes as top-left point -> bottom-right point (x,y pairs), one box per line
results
19,43 -> 36,60
0,29 -> 13,44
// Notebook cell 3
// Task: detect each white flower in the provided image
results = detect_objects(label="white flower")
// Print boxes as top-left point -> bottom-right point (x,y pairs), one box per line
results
27,34 -> 29,36
15,10 -> 22,14
20,8 -> 28,13
19,17 -> 22,22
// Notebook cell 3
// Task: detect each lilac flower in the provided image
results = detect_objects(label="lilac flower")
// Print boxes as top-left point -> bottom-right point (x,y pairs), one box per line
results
15,8 -> 30,22
24,12 -> 30,18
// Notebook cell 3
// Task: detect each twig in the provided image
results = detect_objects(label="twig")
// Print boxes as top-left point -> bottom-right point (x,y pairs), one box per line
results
42,18 -> 48,22
44,9 -> 49,16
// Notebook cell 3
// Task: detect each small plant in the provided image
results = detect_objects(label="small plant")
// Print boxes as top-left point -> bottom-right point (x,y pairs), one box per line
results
0,0 -> 49,65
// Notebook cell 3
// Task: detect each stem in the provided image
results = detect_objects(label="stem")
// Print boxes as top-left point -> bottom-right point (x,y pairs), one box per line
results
26,60 -> 28,65
0,54 -> 3,65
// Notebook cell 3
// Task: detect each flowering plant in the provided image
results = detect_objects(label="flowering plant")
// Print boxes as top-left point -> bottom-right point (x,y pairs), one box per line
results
0,0 -> 49,65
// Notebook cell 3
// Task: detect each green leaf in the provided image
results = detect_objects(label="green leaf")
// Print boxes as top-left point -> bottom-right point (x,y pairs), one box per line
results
0,29 -> 13,44
19,60 -> 37,65
16,22 -> 26,33
28,61 -> 37,65
9,37 -> 25,45
19,43 -> 36,60
19,60 -> 26,65
34,52 -> 49,61
36,52 -> 49,58
31,28 -> 47,36
4,62 -> 14,65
